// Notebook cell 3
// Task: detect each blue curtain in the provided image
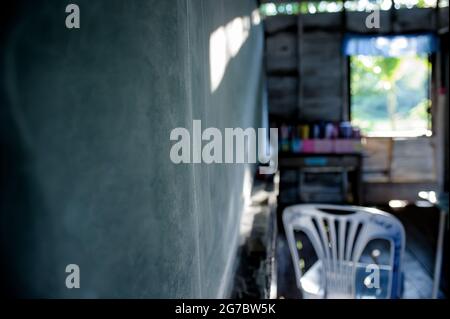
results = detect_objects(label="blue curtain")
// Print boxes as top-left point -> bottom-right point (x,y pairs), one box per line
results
343,33 -> 439,57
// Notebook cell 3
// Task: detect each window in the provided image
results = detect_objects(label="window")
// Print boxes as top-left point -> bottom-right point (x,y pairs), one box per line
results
350,55 -> 431,137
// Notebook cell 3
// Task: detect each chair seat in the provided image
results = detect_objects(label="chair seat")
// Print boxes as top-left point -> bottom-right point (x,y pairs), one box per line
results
301,260 -> 394,299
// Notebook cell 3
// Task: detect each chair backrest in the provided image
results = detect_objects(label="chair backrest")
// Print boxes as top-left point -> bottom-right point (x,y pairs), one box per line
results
283,204 -> 405,299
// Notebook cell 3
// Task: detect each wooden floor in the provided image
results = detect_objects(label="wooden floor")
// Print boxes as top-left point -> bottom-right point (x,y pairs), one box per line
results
394,205 -> 447,299
402,249 -> 444,299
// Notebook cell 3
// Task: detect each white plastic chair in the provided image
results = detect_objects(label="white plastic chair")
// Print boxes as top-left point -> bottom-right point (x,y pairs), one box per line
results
282,204 -> 405,299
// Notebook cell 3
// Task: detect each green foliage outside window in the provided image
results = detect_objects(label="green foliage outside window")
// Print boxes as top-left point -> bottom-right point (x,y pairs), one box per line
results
351,55 -> 431,137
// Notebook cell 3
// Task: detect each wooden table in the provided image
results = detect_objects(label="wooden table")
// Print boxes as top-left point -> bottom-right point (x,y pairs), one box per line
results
279,153 -> 363,205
